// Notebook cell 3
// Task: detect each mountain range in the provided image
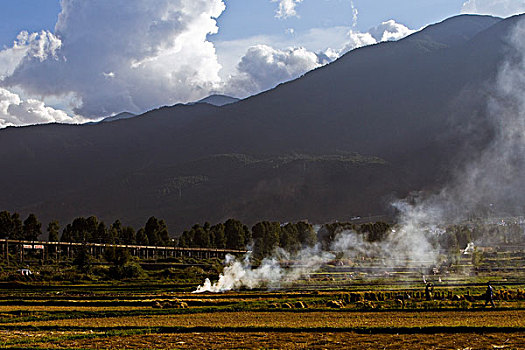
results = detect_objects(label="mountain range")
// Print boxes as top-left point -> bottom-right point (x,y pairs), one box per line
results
0,14 -> 522,233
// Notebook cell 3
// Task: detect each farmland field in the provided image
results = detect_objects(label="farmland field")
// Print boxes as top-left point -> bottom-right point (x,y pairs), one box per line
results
0,278 -> 524,349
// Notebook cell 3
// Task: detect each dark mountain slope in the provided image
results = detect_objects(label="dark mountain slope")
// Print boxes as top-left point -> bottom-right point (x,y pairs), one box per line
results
196,94 -> 240,106
100,112 -> 136,123
0,14 -> 520,233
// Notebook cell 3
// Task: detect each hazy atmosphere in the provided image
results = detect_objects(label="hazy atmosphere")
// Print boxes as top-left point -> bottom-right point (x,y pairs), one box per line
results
1,2 -> 525,349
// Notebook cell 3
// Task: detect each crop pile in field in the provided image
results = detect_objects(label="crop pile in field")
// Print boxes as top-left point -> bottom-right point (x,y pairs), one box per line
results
294,301 -> 307,309
495,289 -> 525,301
152,299 -> 188,309
326,300 -> 344,308
340,290 -> 490,303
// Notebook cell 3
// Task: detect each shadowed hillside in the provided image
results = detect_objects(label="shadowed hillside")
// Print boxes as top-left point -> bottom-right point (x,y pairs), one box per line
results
0,14 -> 522,233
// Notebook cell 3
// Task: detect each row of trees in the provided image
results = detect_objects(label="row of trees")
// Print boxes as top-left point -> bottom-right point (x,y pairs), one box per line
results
317,221 -> 391,249
0,211 -> 171,247
0,211 -> 323,256
0,212 -> 43,241
3,210 -> 525,263
0,210 -> 396,258
178,219 -> 250,250
176,220 -> 318,257
60,216 -> 170,246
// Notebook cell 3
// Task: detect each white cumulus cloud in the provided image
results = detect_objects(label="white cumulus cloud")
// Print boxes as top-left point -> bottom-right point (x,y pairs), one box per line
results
461,0 -> 525,18
0,87 -> 84,128
340,19 -> 414,55
0,0 -> 417,126
1,0 -> 226,119
226,45 -> 324,97
368,20 -> 415,42
272,0 -> 303,19
225,19 -> 414,97
340,31 -> 377,54
14,30 -> 62,62
0,31 -> 61,80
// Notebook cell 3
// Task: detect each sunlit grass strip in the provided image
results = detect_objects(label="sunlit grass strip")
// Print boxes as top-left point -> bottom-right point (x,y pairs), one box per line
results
0,328 -> 148,347
0,307 -> 205,325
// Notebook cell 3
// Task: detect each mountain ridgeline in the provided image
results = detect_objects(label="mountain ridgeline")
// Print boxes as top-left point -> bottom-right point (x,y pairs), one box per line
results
0,14 -> 521,232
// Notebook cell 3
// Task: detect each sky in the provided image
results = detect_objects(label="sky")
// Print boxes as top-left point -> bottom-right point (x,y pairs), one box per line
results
0,0 -> 523,127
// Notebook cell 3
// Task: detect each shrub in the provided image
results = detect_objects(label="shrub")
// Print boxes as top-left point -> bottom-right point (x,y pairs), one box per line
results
108,261 -> 145,279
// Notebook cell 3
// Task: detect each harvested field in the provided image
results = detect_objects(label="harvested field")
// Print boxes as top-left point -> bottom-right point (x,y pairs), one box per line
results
0,305 -> 151,312
1,279 -> 525,349
11,310 -> 525,329
3,331 -> 525,349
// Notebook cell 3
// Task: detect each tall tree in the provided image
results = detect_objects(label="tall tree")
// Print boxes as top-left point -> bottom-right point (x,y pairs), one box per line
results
224,219 -> 248,250
136,228 -> 148,245
178,230 -> 193,248
0,211 -> 21,239
192,224 -> 210,248
8,213 -> 23,240
61,216 -> 102,243
121,226 -> 136,245
47,220 -> 60,242
109,220 -> 123,244
280,223 -> 299,252
296,221 -> 317,247
252,221 -> 281,259
211,223 -> 226,249
92,222 -> 107,243
143,217 -> 170,246
22,214 -> 42,241
73,246 -> 93,273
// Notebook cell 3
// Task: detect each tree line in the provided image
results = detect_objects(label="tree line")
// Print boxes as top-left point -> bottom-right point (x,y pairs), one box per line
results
2,210 -> 524,264
0,211 -> 172,247
7,210 -> 517,258
0,210 -> 396,258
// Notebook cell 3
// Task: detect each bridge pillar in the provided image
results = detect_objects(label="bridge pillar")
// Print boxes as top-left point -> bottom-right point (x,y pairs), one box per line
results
19,243 -> 24,263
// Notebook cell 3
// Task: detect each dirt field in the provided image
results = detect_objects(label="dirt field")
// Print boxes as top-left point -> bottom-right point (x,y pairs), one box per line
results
11,309 -> 525,329
1,283 -> 525,349
10,331 -> 525,349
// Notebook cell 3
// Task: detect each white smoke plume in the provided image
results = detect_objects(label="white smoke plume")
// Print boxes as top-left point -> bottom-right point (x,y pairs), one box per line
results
405,17 -> 525,221
350,1 -> 358,28
194,220 -> 437,293
358,16 -> 525,265
194,244 -> 335,293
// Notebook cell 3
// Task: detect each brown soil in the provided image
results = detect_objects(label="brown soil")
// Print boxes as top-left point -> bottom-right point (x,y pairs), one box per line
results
15,310 -> 525,328
27,331 -> 525,349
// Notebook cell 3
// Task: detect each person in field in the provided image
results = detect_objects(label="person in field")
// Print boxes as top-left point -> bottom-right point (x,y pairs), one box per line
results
485,282 -> 495,307
425,282 -> 433,301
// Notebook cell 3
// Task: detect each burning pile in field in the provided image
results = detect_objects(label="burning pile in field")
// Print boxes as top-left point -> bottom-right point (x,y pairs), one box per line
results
194,246 -> 334,293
